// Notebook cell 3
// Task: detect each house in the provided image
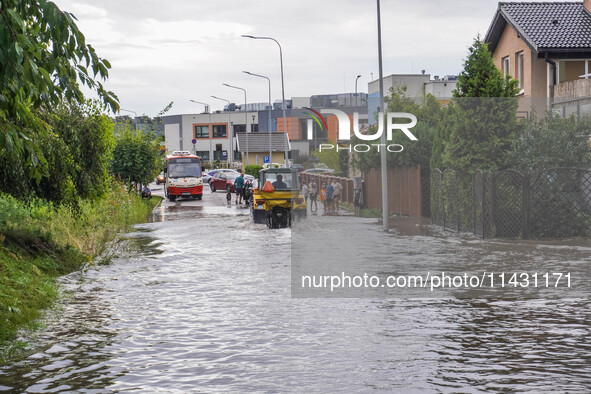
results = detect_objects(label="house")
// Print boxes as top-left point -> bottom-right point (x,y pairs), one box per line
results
235,132 -> 290,167
367,73 -> 457,125
485,1 -> 591,116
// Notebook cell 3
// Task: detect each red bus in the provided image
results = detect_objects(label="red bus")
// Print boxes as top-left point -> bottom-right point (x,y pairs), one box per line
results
164,151 -> 203,201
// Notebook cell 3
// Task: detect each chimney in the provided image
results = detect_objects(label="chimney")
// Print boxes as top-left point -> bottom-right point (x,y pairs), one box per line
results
585,0 -> 591,13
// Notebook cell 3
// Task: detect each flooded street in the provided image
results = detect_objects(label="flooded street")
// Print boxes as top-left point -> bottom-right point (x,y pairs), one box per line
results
1,187 -> 591,392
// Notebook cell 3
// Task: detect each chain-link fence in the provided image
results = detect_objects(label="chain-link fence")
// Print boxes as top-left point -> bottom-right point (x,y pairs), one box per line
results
431,168 -> 591,239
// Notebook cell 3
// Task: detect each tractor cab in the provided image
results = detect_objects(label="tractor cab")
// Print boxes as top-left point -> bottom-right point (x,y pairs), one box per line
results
251,168 -> 307,228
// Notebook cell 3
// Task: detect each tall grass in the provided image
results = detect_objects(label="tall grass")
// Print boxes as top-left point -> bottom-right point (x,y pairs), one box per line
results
0,179 -> 158,349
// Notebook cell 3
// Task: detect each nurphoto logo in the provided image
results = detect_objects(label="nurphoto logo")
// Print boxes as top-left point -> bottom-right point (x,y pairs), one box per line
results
303,107 -> 418,153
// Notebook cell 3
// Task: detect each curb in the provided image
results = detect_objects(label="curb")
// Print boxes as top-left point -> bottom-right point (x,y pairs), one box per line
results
151,196 -> 164,213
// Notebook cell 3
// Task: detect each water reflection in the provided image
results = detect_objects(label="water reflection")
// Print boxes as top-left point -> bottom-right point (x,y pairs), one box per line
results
0,204 -> 590,392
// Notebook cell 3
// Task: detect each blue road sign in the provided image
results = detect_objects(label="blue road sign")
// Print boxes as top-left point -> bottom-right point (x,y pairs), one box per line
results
263,155 -> 270,164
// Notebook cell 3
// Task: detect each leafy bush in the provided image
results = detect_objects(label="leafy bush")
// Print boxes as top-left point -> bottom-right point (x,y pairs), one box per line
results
0,101 -> 115,205
431,38 -> 520,174
110,124 -> 162,188
509,113 -> 591,171
0,0 -> 118,182
352,92 -> 440,173
245,165 -> 263,177
312,149 -> 340,173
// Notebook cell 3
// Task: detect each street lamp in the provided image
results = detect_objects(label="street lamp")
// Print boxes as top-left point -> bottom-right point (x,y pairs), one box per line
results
376,0 -> 388,231
211,95 -> 233,166
355,74 -> 362,106
119,108 -> 137,130
242,34 -> 289,166
222,83 -> 248,167
243,71 -> 272,166
189,100 -> 212,165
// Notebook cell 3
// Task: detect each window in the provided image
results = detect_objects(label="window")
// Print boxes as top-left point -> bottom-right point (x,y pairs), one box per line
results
196,151 -> 209,161
503,57 -> 510,78
517,52 -> 524,89
262,172 -> 297,190
212,124 -> 227,138
195,125 -> 209,138
167,157 -> 202,178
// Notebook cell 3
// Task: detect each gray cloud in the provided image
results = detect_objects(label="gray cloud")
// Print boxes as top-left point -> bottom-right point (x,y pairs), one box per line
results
54,0 -> 505,116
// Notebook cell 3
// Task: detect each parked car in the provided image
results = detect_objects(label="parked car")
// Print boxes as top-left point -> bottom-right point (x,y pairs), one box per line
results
204,169 -> 254,184
209,172 -> 240,192
204,169 -> 236,184
301,167 -> 335,175
262,163 -> 285,169
289,164 -> 304,172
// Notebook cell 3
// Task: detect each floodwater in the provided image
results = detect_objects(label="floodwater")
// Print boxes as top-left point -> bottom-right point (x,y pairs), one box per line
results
1,189 -> 591,392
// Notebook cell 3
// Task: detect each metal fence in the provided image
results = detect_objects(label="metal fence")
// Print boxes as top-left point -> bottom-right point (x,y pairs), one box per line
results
431,168 -> 591,239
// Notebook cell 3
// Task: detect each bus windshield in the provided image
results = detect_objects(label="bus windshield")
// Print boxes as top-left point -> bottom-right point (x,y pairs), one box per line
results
168,158 -> 202,178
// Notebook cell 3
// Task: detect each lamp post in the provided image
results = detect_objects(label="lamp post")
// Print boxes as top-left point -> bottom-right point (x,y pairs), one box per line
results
211,95 -> 232,166
242,35 -> 289,166
355,75 -> 361,106
377,0 -> 388,231
119,108 -> 137,130
243,71 -> 272,166
189,100 -> 212,166
222,84 -> 248,167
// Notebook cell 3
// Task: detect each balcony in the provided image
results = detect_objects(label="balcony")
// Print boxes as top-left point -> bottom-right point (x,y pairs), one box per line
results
554,78 -> 591,104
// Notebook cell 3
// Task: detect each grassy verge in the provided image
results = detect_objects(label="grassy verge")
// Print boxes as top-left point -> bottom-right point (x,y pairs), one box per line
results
359,208 -> 382,218
0,181 -> 160,352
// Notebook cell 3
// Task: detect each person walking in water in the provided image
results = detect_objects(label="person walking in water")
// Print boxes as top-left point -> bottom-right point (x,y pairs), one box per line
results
302,182 -> 309,203
353,181 -> 362,216
309,178 -> 318,212
234,173 -> 245,204
332,180 -> 343,215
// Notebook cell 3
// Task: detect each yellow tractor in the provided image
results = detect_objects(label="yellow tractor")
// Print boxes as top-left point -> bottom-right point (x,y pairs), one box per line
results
250,168 -> 307,228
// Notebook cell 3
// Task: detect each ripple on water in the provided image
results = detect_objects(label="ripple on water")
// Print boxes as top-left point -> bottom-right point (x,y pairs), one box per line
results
0,206 -> 590,392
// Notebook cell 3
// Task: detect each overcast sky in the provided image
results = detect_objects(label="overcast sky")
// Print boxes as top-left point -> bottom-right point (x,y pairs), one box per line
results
52,0 -> 515,117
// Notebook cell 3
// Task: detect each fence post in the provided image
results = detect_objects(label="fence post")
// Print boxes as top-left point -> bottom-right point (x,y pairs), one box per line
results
443,173 -> 446,230
489,172 -> 496,238
481,173 -> 486,239
456,173 -> 461,232
522,173 -> 530,239
472,173 -> 476,235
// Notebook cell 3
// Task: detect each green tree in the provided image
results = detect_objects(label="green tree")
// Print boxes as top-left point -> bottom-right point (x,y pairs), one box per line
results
432,37 -> 520,173
110,125 -> 162,188
0,0 -> 118,180
339,149 -> 349,177
453,37 -> 519,98
509,113 -> 591,171
48,101 -> 116,199
0,101 -> 115,204
352,90 -> 441,173
312,148 -> 340,174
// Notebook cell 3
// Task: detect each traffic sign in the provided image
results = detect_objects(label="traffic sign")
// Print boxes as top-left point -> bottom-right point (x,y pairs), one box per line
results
263,155 -> 270,163
222,151 -> 227,158
191,139 -> 196,144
